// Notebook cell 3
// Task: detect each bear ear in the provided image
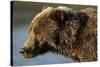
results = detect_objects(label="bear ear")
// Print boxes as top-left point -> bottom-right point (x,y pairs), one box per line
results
76,11 -> 88,26
80,8 -> 96,16
41,6 -> 50,11
76,8 -> 96,25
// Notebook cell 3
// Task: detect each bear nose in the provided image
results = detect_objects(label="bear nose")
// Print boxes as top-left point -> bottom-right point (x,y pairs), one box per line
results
20,47 -> 33,53
19,48 -> 25,53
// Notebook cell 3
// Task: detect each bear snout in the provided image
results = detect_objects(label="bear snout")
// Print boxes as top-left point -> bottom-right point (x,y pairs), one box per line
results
20,47 -> 33,54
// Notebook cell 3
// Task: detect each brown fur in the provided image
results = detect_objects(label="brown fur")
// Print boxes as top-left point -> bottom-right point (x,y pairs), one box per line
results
20,6 -> 97,62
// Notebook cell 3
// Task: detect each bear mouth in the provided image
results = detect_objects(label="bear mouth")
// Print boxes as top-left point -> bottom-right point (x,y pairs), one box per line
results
20,47 -> 42,58
20,48 -> 35,58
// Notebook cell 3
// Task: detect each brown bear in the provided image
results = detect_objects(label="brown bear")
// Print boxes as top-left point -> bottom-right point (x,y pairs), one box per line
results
20,6 -> 97,62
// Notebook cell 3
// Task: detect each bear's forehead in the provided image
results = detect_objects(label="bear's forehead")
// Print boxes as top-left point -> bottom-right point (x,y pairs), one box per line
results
34,6 -> 73,19
57,6 -> 72,12
30,6 -> 74,31
42,6 -> 73,13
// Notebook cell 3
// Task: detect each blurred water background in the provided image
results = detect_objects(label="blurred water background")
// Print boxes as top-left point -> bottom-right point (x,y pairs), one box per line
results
12,1 -> 96,66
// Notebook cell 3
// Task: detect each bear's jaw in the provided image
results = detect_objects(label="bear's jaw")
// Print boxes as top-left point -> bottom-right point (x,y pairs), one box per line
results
20,47 -> 39,58
20,42 -> 54,58
20,50 -> 35,58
